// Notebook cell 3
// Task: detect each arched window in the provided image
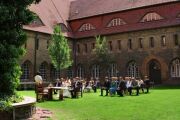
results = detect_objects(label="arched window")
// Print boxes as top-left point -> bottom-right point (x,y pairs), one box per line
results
127,61 -> 139,78
91,65 -> 100,79
107,18 -> 126,27
171,59 -> 180,77
108,64 -> 118,77
78,23 -> 95,32
39,62 -> 48,80
66,66 -> 73,79
21,61 -> 31,81
141,12 -> 164,22
77,65 -> 84,78
50,65 -> 61,80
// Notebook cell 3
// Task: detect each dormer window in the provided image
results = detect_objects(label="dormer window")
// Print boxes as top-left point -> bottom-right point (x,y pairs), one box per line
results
78,23 -> 95,32
30,16 -> 44,26
177,13 -> 180,18
107,18 -> 126,27
141,12 -> 164,22
59,23 -> 69,32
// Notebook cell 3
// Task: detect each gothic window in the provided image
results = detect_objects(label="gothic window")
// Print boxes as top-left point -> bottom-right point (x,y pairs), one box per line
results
108,64 -> 118,77
91,65 -> 100,79
39,62 -> 48,80
21,61 -> 30,81
77,65 -> 84,79
107,18 -> 126,27
66,66 -> 73,78
79,23 -> 95,32
127,61 -> 139,78
50,65 -> 60,80
54,68 -> 60,79
171,59 -> 180,77
141,12 -> 164,22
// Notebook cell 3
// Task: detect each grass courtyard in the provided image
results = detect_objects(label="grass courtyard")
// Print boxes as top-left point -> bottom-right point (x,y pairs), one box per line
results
18,86 -> 180,120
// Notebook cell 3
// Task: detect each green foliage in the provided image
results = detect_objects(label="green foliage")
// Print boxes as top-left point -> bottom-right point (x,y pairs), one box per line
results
48,25 -> 72,70
0,93 -> 23,111
0,0 -> 41,99
93,36 -> 113,72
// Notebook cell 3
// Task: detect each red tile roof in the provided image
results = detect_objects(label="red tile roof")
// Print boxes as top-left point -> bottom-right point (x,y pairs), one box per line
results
24,0 -> 179,38
24,0 -> 72,36
69,0 -> 178,20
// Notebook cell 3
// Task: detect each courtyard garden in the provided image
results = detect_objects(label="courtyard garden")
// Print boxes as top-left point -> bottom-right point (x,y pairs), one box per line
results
18,86 -> 180,120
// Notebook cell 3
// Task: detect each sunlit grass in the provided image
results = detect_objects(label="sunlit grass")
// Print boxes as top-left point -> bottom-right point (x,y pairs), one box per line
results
18,87 -> 180,120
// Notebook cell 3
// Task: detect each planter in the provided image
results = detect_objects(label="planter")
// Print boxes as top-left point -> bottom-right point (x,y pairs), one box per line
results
0,97 -> 36,120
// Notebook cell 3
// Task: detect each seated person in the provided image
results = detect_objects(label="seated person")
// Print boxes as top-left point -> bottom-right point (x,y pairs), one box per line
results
101,76 -> 111,96
131,77 -> 140,96
84,79 -> 92,92
69,77 -> 82,98
117,77 -> 126,97
126,77 -> 132,95
109,77 -> 118,96
54,78 -> 62,94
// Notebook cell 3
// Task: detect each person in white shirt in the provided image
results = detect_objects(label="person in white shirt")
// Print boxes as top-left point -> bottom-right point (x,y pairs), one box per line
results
35,72 -> 43,85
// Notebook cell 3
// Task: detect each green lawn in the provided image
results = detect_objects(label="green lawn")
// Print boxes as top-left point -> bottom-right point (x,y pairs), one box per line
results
18,87 -> 180,120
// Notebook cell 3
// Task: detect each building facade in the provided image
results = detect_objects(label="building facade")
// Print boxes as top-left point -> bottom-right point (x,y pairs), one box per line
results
21,0 -> 180,86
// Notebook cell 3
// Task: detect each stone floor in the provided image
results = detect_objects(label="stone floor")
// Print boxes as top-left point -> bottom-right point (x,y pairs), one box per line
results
27,107 -> 52,120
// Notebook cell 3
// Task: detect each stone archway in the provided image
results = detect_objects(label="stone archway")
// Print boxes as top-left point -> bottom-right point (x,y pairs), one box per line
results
141,55 -> 168,83
148,60 -> 161,84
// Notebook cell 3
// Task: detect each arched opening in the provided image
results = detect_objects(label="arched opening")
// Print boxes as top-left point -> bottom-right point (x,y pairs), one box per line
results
21,60 -> 33,81
127,61 -> 140,78
148,60 -> 161,84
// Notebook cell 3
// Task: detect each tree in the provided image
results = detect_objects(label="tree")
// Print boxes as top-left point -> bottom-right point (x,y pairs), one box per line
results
92,36 -> 114,80
0,0 -> 40,99
48,25 -> 72,72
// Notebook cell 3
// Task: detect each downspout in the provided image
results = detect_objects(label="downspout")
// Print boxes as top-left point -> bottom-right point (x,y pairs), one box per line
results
34,33 -> 38,77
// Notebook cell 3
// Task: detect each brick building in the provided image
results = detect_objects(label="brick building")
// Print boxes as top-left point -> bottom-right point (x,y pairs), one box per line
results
21,0 -> 180,86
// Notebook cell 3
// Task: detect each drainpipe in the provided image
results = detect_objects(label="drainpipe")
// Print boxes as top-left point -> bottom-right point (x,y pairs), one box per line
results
73,39 -> 77,77
34,33 -> 38,77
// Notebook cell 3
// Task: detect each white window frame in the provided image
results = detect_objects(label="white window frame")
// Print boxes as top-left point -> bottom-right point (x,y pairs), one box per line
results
108,64 -> 117,77
171,59 -> 180,77
127,61 -> 139,78
91,65 -> 100,79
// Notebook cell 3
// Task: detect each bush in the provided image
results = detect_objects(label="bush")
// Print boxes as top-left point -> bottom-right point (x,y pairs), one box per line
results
0,93 -> 23,111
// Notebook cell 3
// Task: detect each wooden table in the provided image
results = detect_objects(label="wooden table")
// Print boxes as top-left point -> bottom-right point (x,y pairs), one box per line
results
47,87 -> 68,100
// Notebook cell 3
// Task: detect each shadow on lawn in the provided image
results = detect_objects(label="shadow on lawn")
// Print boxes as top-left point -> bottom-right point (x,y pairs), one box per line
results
153,85 -> 180,90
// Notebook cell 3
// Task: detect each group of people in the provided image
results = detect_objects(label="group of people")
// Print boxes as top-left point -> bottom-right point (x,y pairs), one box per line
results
101,76 -> 151,97
34,71 -> 152,99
